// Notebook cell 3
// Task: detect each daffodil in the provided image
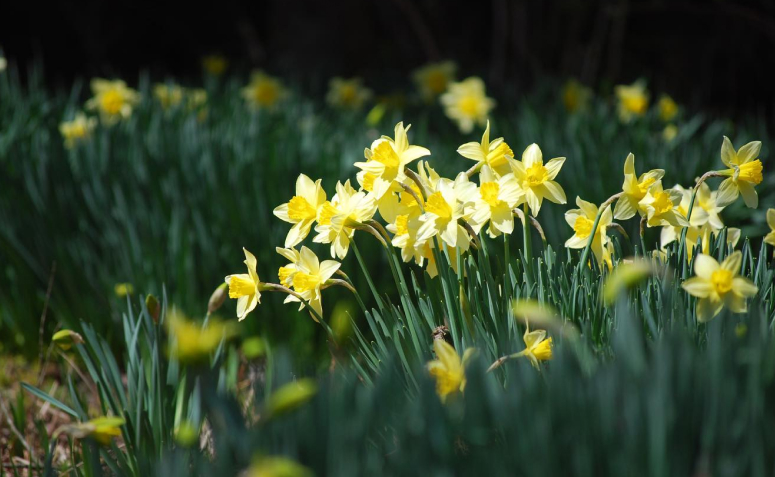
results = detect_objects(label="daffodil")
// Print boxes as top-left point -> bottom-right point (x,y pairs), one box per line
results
242,70 -> 287,110
412,61 -> 456,103
663,124 -> 678,142
57,417 -> 125,446
418,234 -> 469,278
274,174 -> 327,248
114,283 -> 134,297
613,153 -> 665,220
440,77 -> 495,133
765,209 -> 775,248
326,77 -> 372,110
456,121 -> 514,176
427,339 -> 475,402
562,79 -> 592,113
508,143 -> 566,216
85,79 -> 139,125
470,166 -> 523,237
681,252 -> 758,322
201,54 -> 228,76
564,197 -> 613,270
313,180 -> 377,259
276,247 -> 302,288
638,182 -> 688,227
516,327 -> 552,368
417,173 -> 479,248
225,247 -> 263,321
716,136 -> 764,208
167,312 -> 236,362
282,246 -> 340,319
59,113 -> 97,149
153,83 -> 184,110
658,94 -> 678,122
354,122 -> 430,199
614,80 -> 649,122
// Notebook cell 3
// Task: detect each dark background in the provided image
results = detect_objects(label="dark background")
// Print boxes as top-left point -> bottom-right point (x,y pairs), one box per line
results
2,0 -> 774,117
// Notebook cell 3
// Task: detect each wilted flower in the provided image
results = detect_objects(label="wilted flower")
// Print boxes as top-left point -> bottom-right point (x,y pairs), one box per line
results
440,77 -> 495,133
508,143 -> 567,216
59,113 -> 97,149
412,61 -> 456,103
274,174 -> 327,248
716,136 -> 764,208
225,248 -> 264,321
681,251 -> 758,322
326,77 -> 372,110
242,71 -> 287,110
85,79 -> 139,125
615,80 -> 649,122
613,153 -> 665,220
427,340 -> 475,402
562,79 -> 592,113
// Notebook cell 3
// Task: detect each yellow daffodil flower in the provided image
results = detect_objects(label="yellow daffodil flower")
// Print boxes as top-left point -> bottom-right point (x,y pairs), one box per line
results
201,54 -> 228,76
681,251 -> 758,322
456,120 -> 514,176
516,327 -> 552,368
613,153 -> 665,220
354,121 -> 430,199
282,246 -> 341,320
638,182 -> 688,227
663,124 -> 678,142
57,417 -> 125,446
412,61 -> 456,103
225,247 -> 264,321
242,70 -> 287,110
765,209 -> 775,248
85,79 -> 140,125
427,339 -> 475,402
274,174 -> 327,248
470,166 -> 523,237
658,94 -> 678,122
716,136 -> 764,208
440,77 -> 495,133
417,173 -> 479,248
167,312 -> 236,362
153,83 -> 184,110
564,197 -> 613,270
326,77 -> 372,110
313,180 -> 377,259
59,113 -> 97,149
276,247 -> 301,288
508,143 -> 567,216
562,79 -> 592,113
615,80 -> 649,122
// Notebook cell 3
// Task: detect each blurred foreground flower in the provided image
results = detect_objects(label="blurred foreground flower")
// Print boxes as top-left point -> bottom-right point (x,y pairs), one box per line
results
202,54 -> 228,76
245,456 -> 313,477
265,378 -> 318,417
59,113 -> 96,149
243,70 -> 288,110
326,77 -> 372,110
440,77 -> 494,133
603,259 -> 653,304
716,136 -> 763,208
56,417 -> 125,446
562,79 -> 592,113
85,79 -> 139,125
167,312 -> 237,363
615,80 -> 649,122
682,251 -> 758,322
412,61 -> 456,103
427,340 -> 475,402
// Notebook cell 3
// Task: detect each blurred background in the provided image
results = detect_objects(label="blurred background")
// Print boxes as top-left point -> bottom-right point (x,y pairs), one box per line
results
2,0 -> 774,117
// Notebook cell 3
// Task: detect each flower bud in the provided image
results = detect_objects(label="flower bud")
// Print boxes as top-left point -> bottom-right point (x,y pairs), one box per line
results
145,294 -> 161,323
208,283 -> 228,314
52,329 -> 84,351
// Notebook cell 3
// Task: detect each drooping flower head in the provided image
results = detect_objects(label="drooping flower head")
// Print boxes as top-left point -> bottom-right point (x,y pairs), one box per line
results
716,136 -> 764,208
274,174 -> 327,248
440,77 -> 495,133
508,144 -> 567,216
681,252 -> 758,322
613,153 -> 665,220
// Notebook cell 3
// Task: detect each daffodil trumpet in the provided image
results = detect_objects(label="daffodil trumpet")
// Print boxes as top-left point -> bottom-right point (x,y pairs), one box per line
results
576,192 -> 623,274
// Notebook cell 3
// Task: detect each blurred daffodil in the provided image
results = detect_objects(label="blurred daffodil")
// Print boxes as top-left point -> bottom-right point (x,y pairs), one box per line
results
274,174 -> 327,248
663,124 -> 678,142
242,70 -> 287,110
246,456 -> 313,477
765,209 -> 775,248
85,79 -> 139,125
56,417 -> 125,446
440,77 -> 495,133
167,312 -> 236,363
456,121 -> 514,176
52,329 -> 84,351
564,197 -> 613,270
201,54 -> 228,76
427,339 -> 475,402
313,180 -> 377,259
326,77 -> 372,110
153,83 -> 185,110
562,79 -> 592,113
114,283 -> 134,297
225,247 -> 265,321
412,61 -> 456,103
615,80 -> 649,122
508,143 -> 567,216
682,251 -> 758,322
59,113 -> 96,149
516,327 -> 553,368
0,55 -> 6,72
613,153 -> 665,220
716,136 -> 763,208
602,259 -> 653,304
658,95 -> 678,122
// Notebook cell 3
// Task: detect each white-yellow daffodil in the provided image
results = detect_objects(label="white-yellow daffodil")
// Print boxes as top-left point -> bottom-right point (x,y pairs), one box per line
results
564,197 -> 613,270
614,80 -> 649,122
326,77 -> 372,110
427,340 -> 475,402
456,121 -> 514,177
60,113 -> 97,149
283,246 -> 341,320
242,70 -> 287,110
274,174 -> 327,248
412,61 -> 456,103
716,136 -> 764,208
681,252 -> 758,322
153,83 -> 185,110
470,166 -> 523,237
417,173 -> 479,248
638,182 -> 688,227
85,79 -> 140,125
224,248 -> 263,321
440,77 -> 495,133
276,247 -> 301,288
613,153 -> 665,220
313,180 -> 377,259
508,144 -> 566,216
354,122 -> 430,199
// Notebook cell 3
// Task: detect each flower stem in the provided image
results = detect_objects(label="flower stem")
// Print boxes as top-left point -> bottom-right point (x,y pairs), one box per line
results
677,171 -> 722,270
351,240 -> 385,310
522,202 -> 533,286
577,193 -> 622,274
